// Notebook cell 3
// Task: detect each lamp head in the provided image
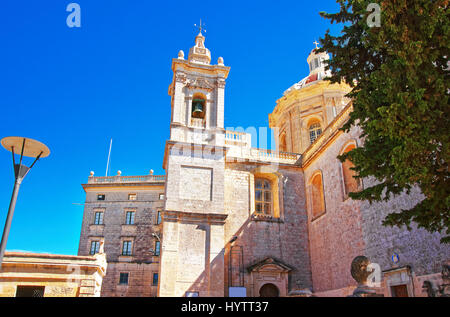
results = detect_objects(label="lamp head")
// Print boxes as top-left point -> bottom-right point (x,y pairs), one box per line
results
1,136 -> 50,158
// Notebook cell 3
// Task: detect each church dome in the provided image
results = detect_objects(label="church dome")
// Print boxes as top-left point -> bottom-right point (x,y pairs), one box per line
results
283,48 -> 331,96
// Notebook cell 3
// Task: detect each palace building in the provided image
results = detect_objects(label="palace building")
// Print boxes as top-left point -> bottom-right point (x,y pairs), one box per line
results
77,31 -> 449,297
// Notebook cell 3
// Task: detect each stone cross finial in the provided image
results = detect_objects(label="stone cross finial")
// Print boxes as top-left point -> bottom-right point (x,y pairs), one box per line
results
313,40 -> 320,49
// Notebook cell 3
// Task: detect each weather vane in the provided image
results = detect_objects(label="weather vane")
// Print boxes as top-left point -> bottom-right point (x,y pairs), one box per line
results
194,19 -> 206,34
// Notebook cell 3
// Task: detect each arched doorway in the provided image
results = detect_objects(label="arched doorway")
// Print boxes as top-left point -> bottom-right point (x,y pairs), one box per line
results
259,283 -> 279,297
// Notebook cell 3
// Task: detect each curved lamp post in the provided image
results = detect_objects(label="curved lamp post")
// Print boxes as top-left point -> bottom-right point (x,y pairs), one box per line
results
0,137 -> 50,268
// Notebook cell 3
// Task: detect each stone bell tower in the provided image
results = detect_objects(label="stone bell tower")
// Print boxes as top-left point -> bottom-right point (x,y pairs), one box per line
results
159,29 -> 230,297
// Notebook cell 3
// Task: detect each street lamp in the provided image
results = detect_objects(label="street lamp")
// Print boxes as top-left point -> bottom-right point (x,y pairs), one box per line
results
0,136 -> 50,268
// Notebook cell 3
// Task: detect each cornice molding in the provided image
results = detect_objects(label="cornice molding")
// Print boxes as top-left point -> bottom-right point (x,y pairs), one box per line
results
163,210 -> 228,225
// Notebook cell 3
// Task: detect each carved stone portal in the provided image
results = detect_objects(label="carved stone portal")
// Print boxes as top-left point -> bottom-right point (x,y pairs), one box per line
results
247,257 -> 292,297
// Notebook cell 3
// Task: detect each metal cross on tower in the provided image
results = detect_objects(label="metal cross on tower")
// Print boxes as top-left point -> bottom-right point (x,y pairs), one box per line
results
194,19 -> 206,34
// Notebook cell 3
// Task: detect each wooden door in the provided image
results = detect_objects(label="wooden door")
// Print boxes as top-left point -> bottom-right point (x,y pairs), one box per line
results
391,284 -> 409,297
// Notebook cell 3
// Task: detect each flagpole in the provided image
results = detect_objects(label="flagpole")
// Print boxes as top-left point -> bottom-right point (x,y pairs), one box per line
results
105,138 -> 112,177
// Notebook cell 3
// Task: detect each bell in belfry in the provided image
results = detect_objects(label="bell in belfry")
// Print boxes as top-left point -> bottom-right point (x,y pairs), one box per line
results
192,98 -> 205,118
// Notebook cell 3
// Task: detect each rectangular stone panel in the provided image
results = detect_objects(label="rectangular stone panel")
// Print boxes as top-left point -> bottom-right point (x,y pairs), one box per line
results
179,166 -> 213,201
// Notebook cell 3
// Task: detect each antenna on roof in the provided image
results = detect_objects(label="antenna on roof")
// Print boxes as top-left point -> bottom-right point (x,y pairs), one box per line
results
105,138 -> 112,177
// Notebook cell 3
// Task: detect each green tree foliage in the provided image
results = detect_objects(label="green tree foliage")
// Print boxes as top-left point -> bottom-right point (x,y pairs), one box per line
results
319,0 -> 449,242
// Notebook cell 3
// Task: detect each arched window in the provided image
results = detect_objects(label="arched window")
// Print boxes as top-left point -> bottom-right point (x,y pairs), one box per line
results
310,173 -> 325,218
309,122 -> 322,144
255,178 -> 272,215
309,58 -> 323,72
279,133 -> 287,152
341,143 -> 360,197
191,93 -> 206,119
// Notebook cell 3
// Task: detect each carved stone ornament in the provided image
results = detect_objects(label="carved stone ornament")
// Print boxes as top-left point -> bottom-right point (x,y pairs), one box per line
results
175,72 -> 187,83
216,79 -> 226,89
186,77 -> 214,90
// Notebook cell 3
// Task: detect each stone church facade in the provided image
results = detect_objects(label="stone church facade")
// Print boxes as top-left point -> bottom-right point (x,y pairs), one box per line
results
78,31 -> 449,297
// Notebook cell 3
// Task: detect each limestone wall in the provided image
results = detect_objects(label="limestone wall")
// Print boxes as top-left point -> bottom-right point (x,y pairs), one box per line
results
303,124 -> 449,295
303,127 -> 366,293
223,163 -> 312,295
164,144 -> 225,214
100,262 -> 159,297
159,144 -> 227,297
79,189 -> 163,260
360,184 -> 450,276
78,186 -> 164,297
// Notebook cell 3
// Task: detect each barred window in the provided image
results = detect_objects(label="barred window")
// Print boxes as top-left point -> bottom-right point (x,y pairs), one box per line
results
16,286 -> 45,297
90,241 -> 100,255
156,211 -> 162,225
119,273 -> 129,285
125,211 -> 135,225
154,241 -> 160,256
152,273 -> 159,286
314,58 -> 320,69
94,212 -> 104,225
255,179 -> 272,215
309,123 -> 322,144
279,133 -> 287,152
122,241 -> 132,256
97,194 -> 105,201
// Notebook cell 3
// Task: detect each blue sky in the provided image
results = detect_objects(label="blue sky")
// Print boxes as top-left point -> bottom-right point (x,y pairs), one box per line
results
0,0 -> 342,255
